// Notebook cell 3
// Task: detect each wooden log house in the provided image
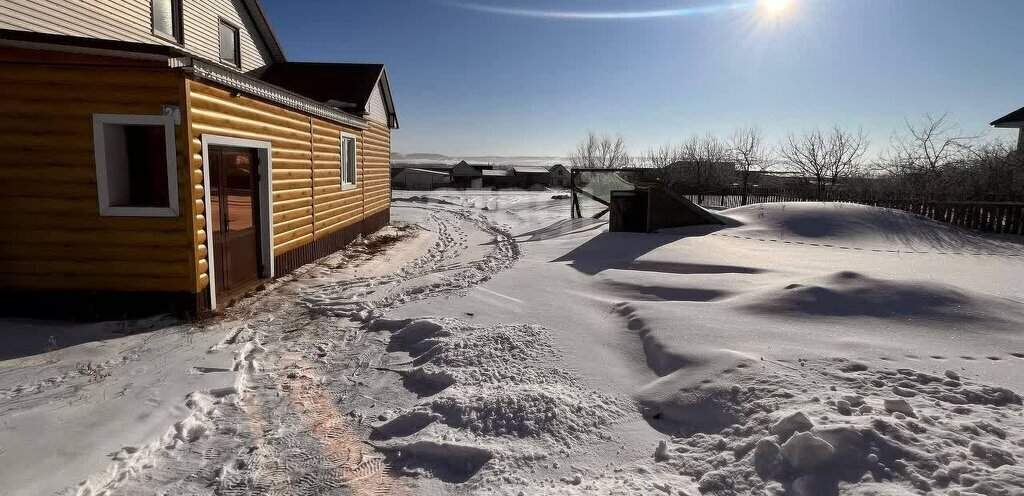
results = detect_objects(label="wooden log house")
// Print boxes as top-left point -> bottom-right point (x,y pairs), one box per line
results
0,0 -> 399,316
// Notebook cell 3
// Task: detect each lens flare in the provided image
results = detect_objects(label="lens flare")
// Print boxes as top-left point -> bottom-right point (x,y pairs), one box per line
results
761,0 -> 793,14
440,1 -> 754,20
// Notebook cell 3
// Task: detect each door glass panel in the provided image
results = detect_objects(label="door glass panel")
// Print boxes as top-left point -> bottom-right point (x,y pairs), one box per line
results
209,150 -> 222,237
224,151 -> 254,232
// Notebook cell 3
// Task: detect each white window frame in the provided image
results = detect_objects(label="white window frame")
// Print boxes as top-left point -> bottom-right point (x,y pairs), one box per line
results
340,132 -> 358,190
218,18 -> 242,68
92,113 -> 179,217
200,135 -> 274,311
150,0 -> 183,44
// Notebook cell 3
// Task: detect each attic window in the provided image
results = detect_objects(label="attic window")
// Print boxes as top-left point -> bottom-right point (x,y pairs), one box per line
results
152,0 -> 183,43
93,114 -> 179,217
218,20 -> 241,67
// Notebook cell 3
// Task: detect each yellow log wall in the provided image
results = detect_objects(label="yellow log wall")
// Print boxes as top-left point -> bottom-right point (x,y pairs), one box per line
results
186,80 -> 392,292
0,51 -> 195,292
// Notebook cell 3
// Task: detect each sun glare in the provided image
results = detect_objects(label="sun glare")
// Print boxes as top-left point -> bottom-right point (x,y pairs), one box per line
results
761,0 -> 793,15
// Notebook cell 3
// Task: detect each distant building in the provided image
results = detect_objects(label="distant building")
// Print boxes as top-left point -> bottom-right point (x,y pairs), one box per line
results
548,164 -> 570,188
992,106 -> 1024,153
481,169 -> 516,188
390,161 -> 566,190
511,166 -> 551,188
451,160 -> 483,189
393,168 -> 451,190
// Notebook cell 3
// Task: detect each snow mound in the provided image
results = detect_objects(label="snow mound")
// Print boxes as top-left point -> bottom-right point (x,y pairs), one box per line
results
720,202 -> 1021,253
376,319 -> 631,449
741,270 -> 1023,326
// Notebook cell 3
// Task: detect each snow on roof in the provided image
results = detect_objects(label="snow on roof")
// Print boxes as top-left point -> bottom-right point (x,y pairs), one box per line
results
513,166 -> 550,174
482,169 -> 513,177
398,168 -> 449,176
392,163 -> 455,170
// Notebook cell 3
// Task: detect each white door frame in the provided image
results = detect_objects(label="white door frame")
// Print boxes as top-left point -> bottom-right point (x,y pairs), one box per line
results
200,134 -> 274,310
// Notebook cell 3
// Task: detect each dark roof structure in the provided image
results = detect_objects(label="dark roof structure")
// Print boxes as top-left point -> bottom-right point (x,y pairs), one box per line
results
451,161 -> 482,177
992,107 -> 1024,127
513,166 -> 551,174
259,62 -> 399,128
392,163 -> 455,170
0,28 -> 187,58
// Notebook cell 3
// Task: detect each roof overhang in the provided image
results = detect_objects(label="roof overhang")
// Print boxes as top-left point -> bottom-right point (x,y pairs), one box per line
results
0,28 -> 186,61
0,30 -> 377,131
376,67 -> 400,129
991,107 -> 1024,128
173,57 -> 368,129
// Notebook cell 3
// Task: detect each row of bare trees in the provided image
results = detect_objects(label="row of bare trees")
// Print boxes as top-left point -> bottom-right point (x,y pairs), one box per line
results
568,114 -> 1023,202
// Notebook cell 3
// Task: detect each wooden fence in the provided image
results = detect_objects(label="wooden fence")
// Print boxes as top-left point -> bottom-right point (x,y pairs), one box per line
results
681,188 -> 1024,236
859,200 -> 1024,236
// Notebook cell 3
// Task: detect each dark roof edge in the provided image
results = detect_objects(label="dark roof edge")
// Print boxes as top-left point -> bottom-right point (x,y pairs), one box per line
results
377,67 -> 400,129
178,57 -> 368,129
991,107 -> 1024,127
0,28 -> 187,59
239,0 -> 287,63
0,29 -> 377,130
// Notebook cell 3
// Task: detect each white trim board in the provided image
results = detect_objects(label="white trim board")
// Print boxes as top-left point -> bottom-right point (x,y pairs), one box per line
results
92,113 -> 180,217
200,134 -> 274,310
340,131 -> 359,189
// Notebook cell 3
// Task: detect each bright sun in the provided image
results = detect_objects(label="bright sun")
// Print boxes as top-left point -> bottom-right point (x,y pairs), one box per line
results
761,0 -> 793,15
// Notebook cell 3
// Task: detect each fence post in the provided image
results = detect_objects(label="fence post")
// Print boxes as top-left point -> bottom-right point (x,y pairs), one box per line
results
569,170 -> 577,219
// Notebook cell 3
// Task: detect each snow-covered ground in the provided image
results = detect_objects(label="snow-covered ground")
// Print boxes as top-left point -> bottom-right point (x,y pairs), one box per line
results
1,191 -> 1022,495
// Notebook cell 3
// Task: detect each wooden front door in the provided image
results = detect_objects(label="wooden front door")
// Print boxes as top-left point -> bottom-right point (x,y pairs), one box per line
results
209,146 -> 262,300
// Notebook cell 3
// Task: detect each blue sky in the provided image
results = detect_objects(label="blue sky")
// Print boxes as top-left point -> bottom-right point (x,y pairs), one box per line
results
261,0 -> 1024,157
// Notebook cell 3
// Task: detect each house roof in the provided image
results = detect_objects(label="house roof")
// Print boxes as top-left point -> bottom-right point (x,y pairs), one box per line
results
392,163 -> 455,170
451,161 -> 482,176
482,169 -> 513,177
0,30 -> 369,129
992,107 -> 1024,128
398,168 -> 449,176
513,166 -> 551,174
259,62 -> 399,128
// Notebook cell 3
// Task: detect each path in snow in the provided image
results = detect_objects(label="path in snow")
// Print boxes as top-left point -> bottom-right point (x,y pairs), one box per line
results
72,201 -> 533,495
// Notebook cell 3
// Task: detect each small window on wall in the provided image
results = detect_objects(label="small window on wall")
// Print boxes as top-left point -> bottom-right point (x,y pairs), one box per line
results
218,20 -> 241,67
151,0 -> 183,43
340,134 -> 357,188
93,114 -> 179,217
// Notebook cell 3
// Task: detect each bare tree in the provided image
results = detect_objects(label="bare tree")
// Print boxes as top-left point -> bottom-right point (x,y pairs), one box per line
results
881,114 -> 980,199
567,132 -> 631,169
643,143 -> 680,169
676,133 -> 730,204
779,126 -> 870,200
728,125 -> 774,205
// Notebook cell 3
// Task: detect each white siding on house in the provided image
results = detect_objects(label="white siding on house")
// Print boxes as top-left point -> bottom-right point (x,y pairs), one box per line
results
366,81 -> 388,125
0,0 -> 272,71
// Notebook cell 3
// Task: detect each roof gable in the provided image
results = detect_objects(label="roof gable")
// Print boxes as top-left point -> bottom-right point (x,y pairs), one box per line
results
238,0 -> 286,62
992,106 -> 1024,127
452,161 -> 482,176
258,62 -> 399,128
